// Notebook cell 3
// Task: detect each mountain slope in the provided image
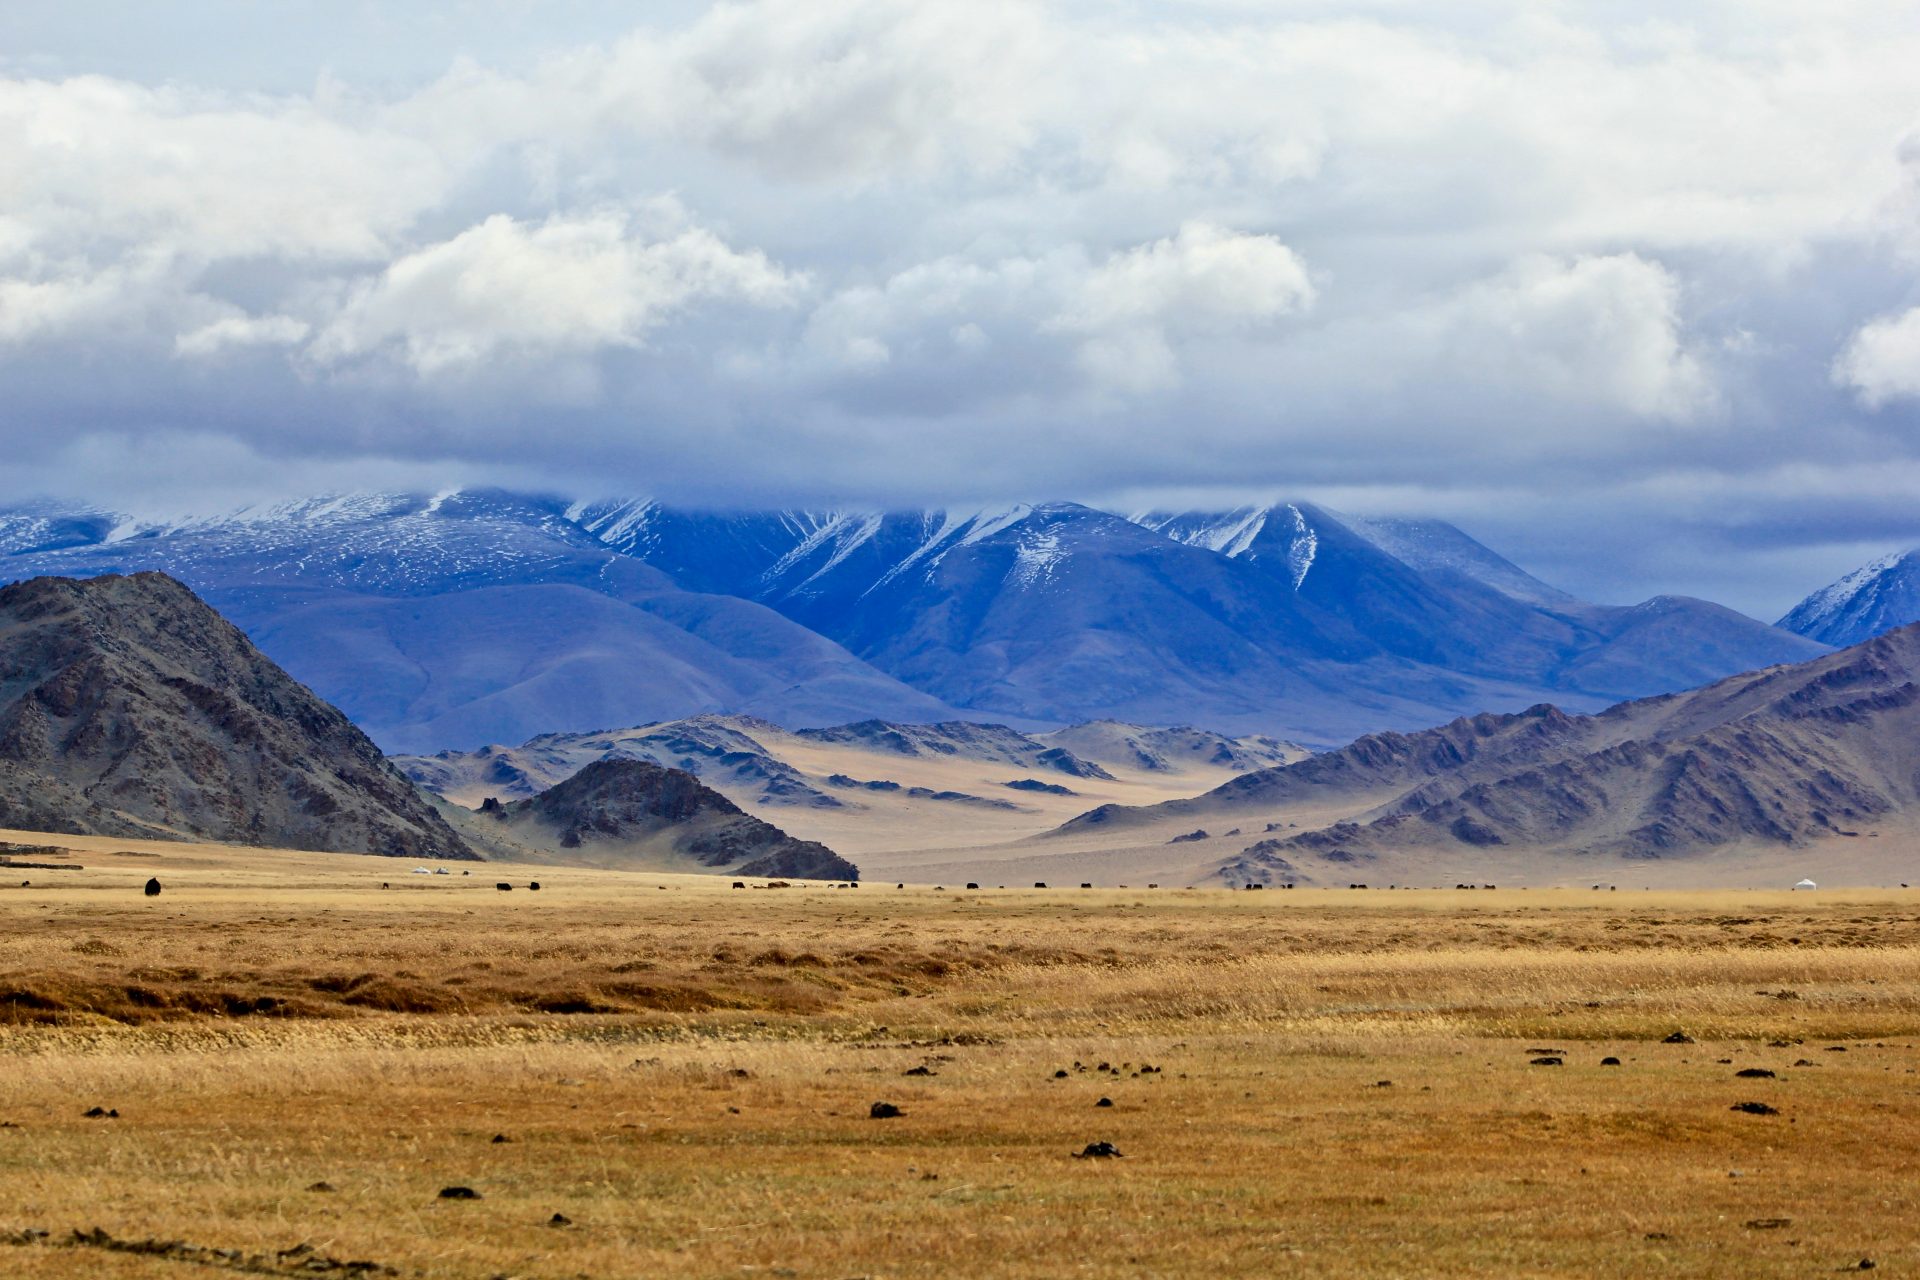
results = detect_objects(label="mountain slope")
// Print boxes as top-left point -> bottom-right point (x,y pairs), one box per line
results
1779,550 -> 1920,648
449,758 -> 858,879
0,572 -> 474,858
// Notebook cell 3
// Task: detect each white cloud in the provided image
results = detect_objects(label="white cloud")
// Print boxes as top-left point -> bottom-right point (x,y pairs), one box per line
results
0,75 -> 444,263
798,223 -> 1315,403
1431,253 -> 1715,421
175,313 -> 310,358
1057,222 -> 1316,392
1835,307 -> 1920,408
309,209 -> 805,374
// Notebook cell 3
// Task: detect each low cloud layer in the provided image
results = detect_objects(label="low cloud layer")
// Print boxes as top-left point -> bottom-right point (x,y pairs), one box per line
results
3,1 -> 1920,617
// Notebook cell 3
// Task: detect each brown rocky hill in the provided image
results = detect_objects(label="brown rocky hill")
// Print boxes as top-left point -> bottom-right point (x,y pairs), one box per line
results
451,759 -> 858,880
0,572 -> 474,859
1053,622 -> 1920,884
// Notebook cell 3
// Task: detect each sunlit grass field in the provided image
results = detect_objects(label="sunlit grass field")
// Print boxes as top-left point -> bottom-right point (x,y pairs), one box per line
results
2,834 -> 1917,1276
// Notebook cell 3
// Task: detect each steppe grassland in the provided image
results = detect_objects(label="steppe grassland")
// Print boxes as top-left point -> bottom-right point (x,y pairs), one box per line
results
2,833 -> 1919,1277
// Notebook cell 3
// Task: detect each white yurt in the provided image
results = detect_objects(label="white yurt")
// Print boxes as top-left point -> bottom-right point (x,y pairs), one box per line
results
1793,878 -> 1817,890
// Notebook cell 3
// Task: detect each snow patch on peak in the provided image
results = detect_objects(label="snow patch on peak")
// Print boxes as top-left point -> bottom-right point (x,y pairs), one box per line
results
1284,504 -> 1318,591
1006,528 -> 1065,590
575,498 -> 659,550
958,504 -> 1034,547
1175,506 -> 1269,559
765,511 -> 884,591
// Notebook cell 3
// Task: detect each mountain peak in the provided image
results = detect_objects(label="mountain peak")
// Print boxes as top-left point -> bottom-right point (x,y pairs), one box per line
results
1779,549 -> 1920,647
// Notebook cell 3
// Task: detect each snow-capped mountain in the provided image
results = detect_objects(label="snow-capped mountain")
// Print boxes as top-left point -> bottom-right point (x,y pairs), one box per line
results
0,490 -> 1828,752
1778,549 -> 1920,647
0,491 -> 964,752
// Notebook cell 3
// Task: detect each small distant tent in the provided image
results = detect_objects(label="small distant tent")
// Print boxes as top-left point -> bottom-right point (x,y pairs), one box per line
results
1794,878 -> 1817,890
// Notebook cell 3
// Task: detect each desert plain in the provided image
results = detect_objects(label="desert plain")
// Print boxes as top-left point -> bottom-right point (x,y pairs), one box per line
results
2,828 -> 1919,1278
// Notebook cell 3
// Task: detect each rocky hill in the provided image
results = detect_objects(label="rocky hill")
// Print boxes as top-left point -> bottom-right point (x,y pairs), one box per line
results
453,759 -> 856,880
0,572 -> 474,858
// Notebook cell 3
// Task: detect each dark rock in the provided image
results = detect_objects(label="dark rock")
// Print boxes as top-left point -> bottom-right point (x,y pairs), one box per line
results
305,1181 -> 334,1193
548,1213 -> 572,1227
495,883 -> 512,891
869,1102 -> 903,1119
1730,1101 -> 1780,1116
437,1186 -> 482,1200
490,1134 -> 511,1143
81,1107 -> 117,1119
1661,1031 -> 1695,1044
1073,1141 -> 1123,1159
1734,1068 -> 1776,1079
1742,1217 -> 1791,1229
1600,1056 -> 1622,1066
903,1065 -> 935,1077
1095,1097 -> 1113,1107
142,878 -> 161,897
1530,1057 -> 1563,1066
1002,778 -> 1076,796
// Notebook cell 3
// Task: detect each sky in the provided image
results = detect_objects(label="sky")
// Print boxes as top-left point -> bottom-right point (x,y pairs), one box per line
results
3,1 -> 1920,618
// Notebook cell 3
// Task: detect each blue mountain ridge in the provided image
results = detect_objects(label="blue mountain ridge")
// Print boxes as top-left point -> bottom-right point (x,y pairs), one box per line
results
0,490 -> 1827,753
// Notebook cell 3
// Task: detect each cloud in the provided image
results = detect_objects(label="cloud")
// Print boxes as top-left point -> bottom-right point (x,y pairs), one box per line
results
3,0 -> 1920,618
308,208 -> 805,375
1057,223 -> 1316,392
795,222 -> 1315,405
175,313 -> 310,359
1835,307 -> 1920,408
1425,253 -> 1715,421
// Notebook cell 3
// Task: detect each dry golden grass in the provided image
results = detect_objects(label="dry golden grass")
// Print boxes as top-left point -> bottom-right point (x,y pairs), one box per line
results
2,832 -> 1918,1276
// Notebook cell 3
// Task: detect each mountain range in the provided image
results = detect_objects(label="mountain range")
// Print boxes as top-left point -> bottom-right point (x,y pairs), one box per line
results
0,491 -> 1828,753
1047,620 -> 1920,887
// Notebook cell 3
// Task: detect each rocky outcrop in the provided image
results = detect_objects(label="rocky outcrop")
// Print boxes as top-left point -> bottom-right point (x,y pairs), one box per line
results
471,759 -> 857,880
